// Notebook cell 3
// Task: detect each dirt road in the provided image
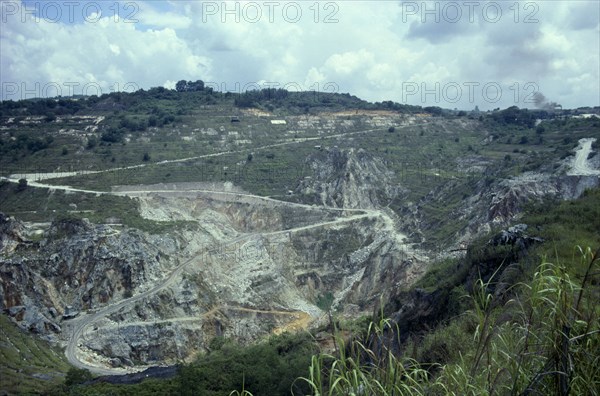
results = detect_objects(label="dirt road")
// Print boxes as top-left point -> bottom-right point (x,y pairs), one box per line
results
568,138 -> 600,176
2,123 -> 418,375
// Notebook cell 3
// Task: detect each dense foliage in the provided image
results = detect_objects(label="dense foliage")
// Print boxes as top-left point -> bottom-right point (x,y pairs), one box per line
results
177,333 -> 316,396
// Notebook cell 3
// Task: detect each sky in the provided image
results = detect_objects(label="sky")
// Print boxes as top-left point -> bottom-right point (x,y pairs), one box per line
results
1,0 -> 599,110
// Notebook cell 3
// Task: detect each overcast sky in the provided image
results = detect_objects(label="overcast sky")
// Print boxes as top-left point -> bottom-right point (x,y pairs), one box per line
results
1,0 -> 599,110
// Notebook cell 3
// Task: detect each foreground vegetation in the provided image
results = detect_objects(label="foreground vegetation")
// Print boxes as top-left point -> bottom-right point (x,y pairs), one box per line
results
305,250 -> 598,395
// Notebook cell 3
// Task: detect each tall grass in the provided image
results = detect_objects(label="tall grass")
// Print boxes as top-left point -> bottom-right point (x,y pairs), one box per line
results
298,312 -> 440,395
426,247 -> 599,395
298,247 -> 599,395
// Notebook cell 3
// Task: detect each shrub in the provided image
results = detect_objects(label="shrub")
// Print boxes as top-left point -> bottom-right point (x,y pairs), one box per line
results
519,136 -> 529,144
17,178 -> 27,191
65,368 -> 93,386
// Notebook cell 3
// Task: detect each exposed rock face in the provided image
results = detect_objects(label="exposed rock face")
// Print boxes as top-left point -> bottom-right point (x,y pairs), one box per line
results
380,223 -> 544,355
487,173 -> 599,224
413,170 -> 599,248
296,147 -> 405,209
0,149 -> 424,369
2,139 -> 596,370
0,213 -> 26,254
489,223 -> 543,248
1,216 -> 178,340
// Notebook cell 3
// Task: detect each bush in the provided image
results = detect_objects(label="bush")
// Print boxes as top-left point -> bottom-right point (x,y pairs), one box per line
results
17,178 -> 27,191
65,368 -> 93,386
304,249 -> 599,396
86,136 -> 98,149
178,333 -> 316,396
101,128 -> 125,143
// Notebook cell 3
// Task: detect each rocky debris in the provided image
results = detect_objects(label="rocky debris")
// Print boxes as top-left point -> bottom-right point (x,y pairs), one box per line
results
0,212 -> 27,254
21,304 -> 62,334
62,305 -> 79,320
87,365 -> 178,385
488,173 -> 559,223
412,168 -> 600,251
46,217 -> 93,238
487,173 -> 599,226
489,224 -> 543,249
0,149 -> 424,368
7,305 -> 25,317
3,302 -> 62,334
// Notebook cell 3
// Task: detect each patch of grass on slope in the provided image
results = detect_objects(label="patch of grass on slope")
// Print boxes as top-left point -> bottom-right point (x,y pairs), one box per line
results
523,187 -> 600,272
0,181 -> 192,234
0,314 -> 71,395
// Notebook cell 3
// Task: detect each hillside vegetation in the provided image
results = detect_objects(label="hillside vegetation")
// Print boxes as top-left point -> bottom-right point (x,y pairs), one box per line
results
1,88 -> 598,245
0,315 -> 71,394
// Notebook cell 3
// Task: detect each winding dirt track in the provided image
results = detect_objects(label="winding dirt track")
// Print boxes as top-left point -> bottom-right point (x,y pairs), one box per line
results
3,123 -> 412,375
8,123 -> 419,183
50,132 -> 597,374
567,138 -> 600,176
61,204 -> 385,375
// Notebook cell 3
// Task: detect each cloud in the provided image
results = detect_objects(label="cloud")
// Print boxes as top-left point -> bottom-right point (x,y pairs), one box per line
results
1,6 -> 211,98
564,0 -> 600,30
1,0 -> 598,110
137,8 -> 191,30
324,49 -> 375,76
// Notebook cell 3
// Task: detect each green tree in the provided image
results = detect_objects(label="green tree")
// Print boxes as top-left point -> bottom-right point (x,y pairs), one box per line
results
176,80 -> 187,92
65,367 -> 93,386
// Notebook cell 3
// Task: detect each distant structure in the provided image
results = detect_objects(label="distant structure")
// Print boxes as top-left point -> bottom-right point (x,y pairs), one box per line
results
271,120 -> 286,125
572,114 -> 599,119
230,116 -> 240,123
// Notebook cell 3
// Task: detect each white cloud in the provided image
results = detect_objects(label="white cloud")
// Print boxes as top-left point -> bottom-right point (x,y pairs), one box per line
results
1,0 -> 598,110
324,49 -> 375,76
1,7 -> 211,99
138,8 -> 191,29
